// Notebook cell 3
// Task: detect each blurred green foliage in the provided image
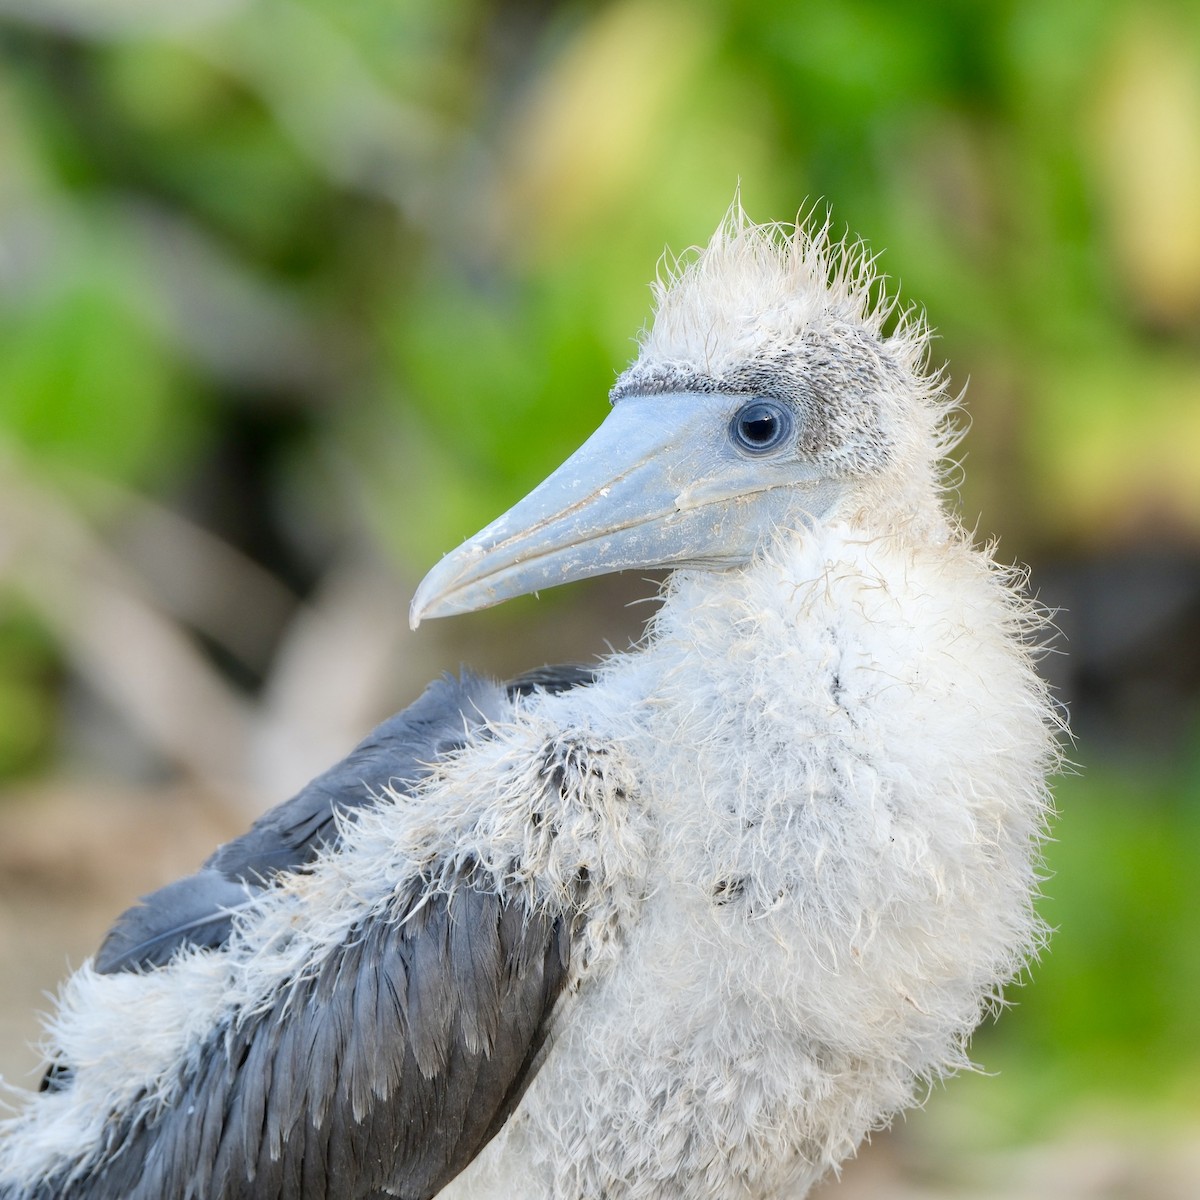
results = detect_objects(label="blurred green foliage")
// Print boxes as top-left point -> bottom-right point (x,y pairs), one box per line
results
0,0 -> 1198,1125
0,608 -> 57,778
964,766 -> 1200,1131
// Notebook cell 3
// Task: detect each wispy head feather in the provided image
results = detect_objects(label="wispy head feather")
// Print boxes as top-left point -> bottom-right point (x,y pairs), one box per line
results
611,201 -> 957,515
636,199 -> 932,382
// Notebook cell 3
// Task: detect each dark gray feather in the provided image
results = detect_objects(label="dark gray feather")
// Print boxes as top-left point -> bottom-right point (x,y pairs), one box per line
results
38,867 -> 572,1200
505,664 -> 596,699
93,871 -> 254,974
94,667 -> 594,977
27,664 -> 599,1198
94,673 -> 507,976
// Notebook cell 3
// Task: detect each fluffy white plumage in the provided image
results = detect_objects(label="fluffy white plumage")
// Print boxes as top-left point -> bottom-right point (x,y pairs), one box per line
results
0,207 -> 1061,1200
447,527 -> 1055,1198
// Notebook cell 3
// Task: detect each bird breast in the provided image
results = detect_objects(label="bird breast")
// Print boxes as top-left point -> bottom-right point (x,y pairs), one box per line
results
447,516 -> 1054,1200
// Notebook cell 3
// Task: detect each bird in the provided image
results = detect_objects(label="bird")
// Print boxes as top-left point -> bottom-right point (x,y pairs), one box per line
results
0,206 -> 1060,1200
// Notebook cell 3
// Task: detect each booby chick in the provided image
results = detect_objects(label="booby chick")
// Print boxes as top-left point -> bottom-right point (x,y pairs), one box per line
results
0,209 -> 1061,1200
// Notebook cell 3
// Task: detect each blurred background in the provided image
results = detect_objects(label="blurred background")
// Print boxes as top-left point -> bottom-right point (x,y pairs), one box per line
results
0,0 -> 1197,1195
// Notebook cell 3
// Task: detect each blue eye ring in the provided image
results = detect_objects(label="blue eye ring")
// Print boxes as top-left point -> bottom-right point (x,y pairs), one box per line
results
730,400 -> 791,455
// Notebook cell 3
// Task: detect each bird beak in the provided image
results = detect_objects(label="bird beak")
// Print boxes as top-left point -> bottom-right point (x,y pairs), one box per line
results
409,392 -> 834,627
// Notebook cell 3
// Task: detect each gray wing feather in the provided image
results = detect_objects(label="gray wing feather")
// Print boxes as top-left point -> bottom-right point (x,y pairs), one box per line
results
29,666 -> 596,1200
40,871 -> 570,1200
94,672 -> 511,975
94,667 -> 594,975
91,871 -> 254,973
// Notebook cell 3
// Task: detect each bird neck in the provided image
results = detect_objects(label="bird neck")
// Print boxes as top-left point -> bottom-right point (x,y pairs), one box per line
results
644,494 -> 959,683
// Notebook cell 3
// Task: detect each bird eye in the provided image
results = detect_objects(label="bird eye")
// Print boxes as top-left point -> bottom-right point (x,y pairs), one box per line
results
730,401 -> 791,455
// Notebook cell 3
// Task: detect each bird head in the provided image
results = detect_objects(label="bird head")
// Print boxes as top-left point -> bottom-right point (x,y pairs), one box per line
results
410,207 -> 953,628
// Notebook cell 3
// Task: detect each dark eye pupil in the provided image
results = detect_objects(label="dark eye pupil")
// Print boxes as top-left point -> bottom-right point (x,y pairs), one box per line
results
732,402 -> 788,452
741,409 -> 777,443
